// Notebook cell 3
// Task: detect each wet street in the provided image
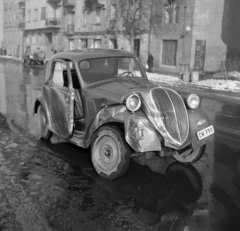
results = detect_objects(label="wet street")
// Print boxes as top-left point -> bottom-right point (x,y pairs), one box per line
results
0,58 -> 240,231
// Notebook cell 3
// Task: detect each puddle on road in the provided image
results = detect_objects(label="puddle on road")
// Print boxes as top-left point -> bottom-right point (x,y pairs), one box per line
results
0,61 -> 45,137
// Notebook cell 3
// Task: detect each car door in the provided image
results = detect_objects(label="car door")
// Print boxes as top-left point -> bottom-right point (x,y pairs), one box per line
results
49,59 -> 74,139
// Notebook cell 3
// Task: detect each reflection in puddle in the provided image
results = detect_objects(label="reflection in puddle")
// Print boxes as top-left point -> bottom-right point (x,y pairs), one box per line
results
0,61 -> 45,136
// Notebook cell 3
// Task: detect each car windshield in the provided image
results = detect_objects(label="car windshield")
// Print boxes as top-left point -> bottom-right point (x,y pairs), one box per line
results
79,57 -> 145,84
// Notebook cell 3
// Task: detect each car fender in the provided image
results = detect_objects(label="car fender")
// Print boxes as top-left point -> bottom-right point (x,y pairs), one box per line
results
84,105 -> 126,147
123,110 -> 162,152
33,94 -> 51,126
188,107 -> 214,148
84,105 -> 161,152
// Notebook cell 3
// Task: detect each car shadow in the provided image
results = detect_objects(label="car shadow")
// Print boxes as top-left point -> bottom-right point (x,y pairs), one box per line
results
41,139 -> 203,229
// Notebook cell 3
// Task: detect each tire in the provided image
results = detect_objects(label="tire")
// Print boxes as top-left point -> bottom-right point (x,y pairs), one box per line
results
172,144 -> 206,164
91,126 -> 130,180
37,105 -> 52,139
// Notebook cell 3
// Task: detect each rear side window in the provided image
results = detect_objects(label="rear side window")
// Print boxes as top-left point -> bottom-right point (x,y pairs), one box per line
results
52,61 -> 68,87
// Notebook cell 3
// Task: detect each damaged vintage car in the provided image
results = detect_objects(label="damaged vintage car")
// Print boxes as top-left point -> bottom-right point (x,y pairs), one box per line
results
33,49 -> 214,180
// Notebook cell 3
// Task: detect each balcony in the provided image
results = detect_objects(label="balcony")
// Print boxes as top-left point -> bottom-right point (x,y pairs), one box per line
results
47,0 -> 61,3
18,1 -> 25,9
63,0 -> 76,8
18,22 -> 25,29
45,18 -> 61,27
66,24 -> 74,34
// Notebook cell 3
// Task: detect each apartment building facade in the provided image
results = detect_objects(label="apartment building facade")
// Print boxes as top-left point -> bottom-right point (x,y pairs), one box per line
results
24,0 -> 64,59
2,0 -> 239,74
3,0 -> 25,57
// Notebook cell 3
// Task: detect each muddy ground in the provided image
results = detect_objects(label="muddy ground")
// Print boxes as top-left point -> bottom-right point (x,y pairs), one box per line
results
0,113 -> 210,231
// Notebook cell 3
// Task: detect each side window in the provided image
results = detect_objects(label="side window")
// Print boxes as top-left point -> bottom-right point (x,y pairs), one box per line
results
52,61 -> 68,87
67,61 -> 80,89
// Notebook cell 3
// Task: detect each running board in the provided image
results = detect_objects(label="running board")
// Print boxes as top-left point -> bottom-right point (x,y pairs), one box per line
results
69,130 -> 85,147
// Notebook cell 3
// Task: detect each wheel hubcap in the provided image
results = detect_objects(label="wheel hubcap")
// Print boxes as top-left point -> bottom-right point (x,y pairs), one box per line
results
93,135 -> 120,175
102,145 -> 113,161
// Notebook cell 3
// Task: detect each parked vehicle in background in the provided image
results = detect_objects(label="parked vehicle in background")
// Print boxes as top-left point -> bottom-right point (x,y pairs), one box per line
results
33,49 -> 214,180
22,46 -> 46,66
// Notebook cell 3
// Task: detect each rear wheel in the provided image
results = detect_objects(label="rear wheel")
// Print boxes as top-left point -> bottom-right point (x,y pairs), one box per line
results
173,145 -> 206,164
91,126 -> 130,180
37,105 -> 52,139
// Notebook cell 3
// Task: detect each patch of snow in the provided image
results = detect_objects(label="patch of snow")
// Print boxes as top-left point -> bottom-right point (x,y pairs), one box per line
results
146,72 -> 240,92
228,71 -> 240,78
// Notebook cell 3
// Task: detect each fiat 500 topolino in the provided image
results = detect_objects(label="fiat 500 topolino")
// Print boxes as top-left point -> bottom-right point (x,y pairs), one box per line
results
33,49 -> 214,180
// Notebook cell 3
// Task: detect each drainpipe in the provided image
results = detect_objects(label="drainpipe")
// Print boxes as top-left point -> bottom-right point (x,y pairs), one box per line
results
147,0 -> 153,55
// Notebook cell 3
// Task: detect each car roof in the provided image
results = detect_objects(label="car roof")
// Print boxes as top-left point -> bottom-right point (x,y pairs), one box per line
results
50,49 -> 136,62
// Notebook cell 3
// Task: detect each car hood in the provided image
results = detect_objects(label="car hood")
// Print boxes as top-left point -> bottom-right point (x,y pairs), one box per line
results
83,78 -> 189,148
84,78 -> 158,102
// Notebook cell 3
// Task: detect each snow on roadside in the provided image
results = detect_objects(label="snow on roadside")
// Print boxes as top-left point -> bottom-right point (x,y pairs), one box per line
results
147,72 -> 240,92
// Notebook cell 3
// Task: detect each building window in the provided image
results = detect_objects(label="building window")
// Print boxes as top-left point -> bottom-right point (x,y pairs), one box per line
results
27,10 -> 31,22
163,0 -> 179,24
94,39 -> 101,48
55,7 -> 61,19
83,9 -> 87,25
68,13 -> 74,24
69,39 -> 75,50
109,39 -> 118,49
96,7 -> 101,24
110,4 -> 116,20
79,39 -> 87,49
34,9 -> 38,21
26,34 -> 31,44
32,34 -> 36,44
41,7 -> 46,20
162,40 -> 177,66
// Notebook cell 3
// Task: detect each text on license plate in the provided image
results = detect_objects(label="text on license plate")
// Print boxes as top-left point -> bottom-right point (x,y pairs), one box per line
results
197,125 -> 214,140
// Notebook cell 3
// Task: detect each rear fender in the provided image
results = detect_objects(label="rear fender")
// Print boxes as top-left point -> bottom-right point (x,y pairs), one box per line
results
188,107 -> 214,148
33,95 -> 50,126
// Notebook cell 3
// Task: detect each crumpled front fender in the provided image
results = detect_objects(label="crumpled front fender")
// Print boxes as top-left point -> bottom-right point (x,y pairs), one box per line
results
124,110 -> 161,153
85,106 -> 161,152
84,105 -> 126,147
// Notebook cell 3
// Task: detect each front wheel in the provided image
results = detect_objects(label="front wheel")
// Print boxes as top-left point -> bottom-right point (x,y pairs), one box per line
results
91,126 -> 130,180
173,145 -> 206,164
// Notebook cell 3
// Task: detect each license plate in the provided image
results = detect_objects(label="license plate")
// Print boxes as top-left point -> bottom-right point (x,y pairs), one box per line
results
197,125 -> 214,140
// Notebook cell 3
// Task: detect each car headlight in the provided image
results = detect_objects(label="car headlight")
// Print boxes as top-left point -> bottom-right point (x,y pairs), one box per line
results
186,94 -> 200,109
126,93 -> 141,112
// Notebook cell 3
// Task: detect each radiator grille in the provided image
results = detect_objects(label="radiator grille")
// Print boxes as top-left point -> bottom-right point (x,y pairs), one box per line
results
152,88 -> 189,143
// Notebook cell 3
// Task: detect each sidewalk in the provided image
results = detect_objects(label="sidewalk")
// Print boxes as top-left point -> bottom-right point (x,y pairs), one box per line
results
147,72 -> 240,93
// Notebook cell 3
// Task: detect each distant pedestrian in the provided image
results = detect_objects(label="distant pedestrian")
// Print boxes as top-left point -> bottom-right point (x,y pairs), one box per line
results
147,53 -> 154,73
